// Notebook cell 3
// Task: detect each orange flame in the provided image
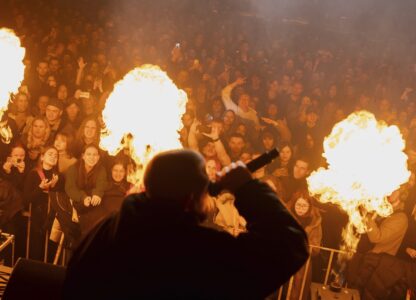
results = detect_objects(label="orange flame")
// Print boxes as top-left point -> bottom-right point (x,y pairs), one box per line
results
0,28 -> 25,144
100,64 -> 187,186
307,111 -> 410,258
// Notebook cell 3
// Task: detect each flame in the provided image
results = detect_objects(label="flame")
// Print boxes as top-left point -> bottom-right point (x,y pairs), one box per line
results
307,111 -> 410,258
100,64 -> 187,185
0,28 -> 25,143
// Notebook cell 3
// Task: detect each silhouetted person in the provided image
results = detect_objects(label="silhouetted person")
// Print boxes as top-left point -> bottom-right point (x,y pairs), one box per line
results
63,149 -> 308,299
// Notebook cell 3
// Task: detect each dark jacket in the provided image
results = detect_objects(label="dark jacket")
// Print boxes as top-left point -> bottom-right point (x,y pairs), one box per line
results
63,180 -> 308,299
347,252 -> 416,300
0,178 -> 24,227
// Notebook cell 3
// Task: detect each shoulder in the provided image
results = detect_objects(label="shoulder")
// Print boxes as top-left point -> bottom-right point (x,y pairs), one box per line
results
384,211 -> 408,228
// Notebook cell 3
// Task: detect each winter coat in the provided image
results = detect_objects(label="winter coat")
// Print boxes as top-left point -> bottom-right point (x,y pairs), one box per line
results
64,180 -> 308,299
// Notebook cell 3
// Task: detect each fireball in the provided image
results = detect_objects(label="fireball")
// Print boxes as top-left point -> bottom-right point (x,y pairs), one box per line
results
0,28 -> 26,143
307,111 -> 410,257
100,64 -> 187,185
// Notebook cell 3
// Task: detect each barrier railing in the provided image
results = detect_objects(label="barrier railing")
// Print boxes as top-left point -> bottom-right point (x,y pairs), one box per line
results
277,244 -> 351,300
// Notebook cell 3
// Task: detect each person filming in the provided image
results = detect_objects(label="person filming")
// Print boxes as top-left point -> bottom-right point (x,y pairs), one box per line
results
63,149 -> 308,299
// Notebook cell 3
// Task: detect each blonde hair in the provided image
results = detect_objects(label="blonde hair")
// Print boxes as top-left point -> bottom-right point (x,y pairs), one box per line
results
26,117 -> 51,150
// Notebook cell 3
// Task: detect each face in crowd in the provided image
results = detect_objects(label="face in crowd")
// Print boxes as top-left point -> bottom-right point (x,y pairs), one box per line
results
46,105 -> 62,123
205,159 -> 217,182
112,163 -> 127,183
294,197 -> 311,217
31,118 -> 48,139
15,93 -> 29,113
280,145 -> 292,164
84,120 -> 98,140
293,159 -> 309,180
42,147 -> 59,169
83,146 -> 100,169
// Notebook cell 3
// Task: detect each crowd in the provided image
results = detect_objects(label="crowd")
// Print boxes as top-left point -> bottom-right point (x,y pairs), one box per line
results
0,0 -> 416,298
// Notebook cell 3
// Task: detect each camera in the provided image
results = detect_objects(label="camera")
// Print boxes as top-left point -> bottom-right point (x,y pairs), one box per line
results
16,158 -> 22,164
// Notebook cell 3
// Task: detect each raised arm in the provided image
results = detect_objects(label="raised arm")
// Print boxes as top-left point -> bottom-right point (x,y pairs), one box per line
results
221,78 -> 246,113
217,164 -> 308,292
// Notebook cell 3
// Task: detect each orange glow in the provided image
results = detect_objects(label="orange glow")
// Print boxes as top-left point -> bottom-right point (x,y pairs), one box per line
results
100,64 -> 187,185
307,111 -> 410,258
0,28 -> 25,143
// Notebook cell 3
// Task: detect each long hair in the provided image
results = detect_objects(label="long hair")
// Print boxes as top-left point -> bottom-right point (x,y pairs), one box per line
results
55,128 -> 76,158
25,117 -> 51,150
76,144 -> 102,191
75,116 -> 100,144
288,190 -> 315,228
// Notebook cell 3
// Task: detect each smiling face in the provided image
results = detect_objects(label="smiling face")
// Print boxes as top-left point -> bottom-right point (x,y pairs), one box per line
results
112,163 -> 126,183
82,146 -> 100,169
42,148 -> 58,169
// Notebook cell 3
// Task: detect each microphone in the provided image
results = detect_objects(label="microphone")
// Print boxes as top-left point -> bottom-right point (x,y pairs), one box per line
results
208,148 -> 280,196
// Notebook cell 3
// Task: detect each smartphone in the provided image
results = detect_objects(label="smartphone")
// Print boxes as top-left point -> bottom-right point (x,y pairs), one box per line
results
79,91 -> 90,98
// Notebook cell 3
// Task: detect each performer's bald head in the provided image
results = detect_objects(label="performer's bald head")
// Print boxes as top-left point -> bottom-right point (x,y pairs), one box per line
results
143,149 -> 210,219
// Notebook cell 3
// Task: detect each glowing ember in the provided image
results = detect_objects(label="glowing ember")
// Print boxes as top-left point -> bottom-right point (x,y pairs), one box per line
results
0,28 -> 26,143
307,111 -> 410,258
100,64 -> 187,185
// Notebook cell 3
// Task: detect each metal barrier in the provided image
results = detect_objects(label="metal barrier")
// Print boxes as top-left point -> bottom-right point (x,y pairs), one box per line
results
277,244 -> 351,300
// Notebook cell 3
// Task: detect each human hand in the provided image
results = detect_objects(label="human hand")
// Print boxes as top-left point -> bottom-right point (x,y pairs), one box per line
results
74,89 -> 82,99
235,77 -> 246,86
16,160 -> 25,173
261,117 -> 275,126
406,247 -> 416,259
39,179 -> 50,190
189,119 -> 201,134
49,174 -> 59,188
201,125 -> 219,141
91,195 -> 102,206
93,78 -> 103,92
77,57 -> 87,70
3,158 -> 13,174
216,161 -> 252,194
84,196 -> 91,207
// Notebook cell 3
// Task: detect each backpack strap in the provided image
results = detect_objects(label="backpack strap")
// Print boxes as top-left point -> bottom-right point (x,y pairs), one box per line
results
36,168 -> 46,181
